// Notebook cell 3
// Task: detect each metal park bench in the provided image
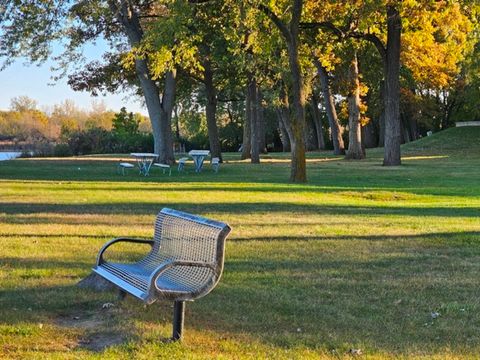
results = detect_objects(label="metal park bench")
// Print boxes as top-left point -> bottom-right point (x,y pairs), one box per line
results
93,208 -> 231,341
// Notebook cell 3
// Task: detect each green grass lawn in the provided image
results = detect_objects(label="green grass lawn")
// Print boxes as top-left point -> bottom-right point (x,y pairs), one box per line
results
0,127 -> 479,359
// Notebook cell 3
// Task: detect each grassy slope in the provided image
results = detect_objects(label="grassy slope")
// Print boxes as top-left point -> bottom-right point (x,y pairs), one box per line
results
0,127 -> 479,359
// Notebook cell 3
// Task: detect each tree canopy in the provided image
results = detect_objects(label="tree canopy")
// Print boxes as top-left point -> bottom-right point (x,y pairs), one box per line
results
0,0 -> 478,181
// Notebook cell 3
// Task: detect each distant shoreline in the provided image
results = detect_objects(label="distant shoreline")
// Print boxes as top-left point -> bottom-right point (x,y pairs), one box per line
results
0,151 -> 22,161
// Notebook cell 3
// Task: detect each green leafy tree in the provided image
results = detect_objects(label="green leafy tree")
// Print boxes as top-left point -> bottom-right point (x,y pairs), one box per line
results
303,0 -> 475,165
0,0 -> 180,163
112,107 -> 139,135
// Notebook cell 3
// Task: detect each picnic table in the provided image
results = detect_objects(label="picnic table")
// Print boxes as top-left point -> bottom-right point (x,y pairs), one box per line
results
188,150 -> 210,172
130,153 -> 159,176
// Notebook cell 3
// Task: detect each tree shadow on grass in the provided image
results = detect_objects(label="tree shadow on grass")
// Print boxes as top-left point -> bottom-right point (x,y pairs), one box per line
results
0,231 -> 479,355
0,283 -> 137,352
1,157 -> 479,198
189,236 -> 480,354
0,201 -> 478,218
233,231 -> 480,243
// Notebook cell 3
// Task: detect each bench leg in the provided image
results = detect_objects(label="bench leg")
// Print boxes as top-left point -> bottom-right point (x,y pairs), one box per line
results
172,300 -> 185,341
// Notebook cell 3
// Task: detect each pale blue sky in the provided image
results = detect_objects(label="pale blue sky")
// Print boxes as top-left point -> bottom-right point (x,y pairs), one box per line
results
0,41 -> 147,115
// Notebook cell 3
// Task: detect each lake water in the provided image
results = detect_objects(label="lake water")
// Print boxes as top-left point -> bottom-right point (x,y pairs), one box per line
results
0,152 -> 22,161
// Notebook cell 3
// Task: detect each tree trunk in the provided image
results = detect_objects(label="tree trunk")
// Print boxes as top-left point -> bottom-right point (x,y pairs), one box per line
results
277,108 -> 291,152
345,51 -> 365,160
286,36 -> 307,182
111,1 -> 174,164
378,81 -> 385,147
259,0 -> 306,182
383,6 -> 402,166
310,94 -> 326,150
362,121 -> 378,148
257,88 -> 267,153
408,116 -> 419,141
158,70 -> 176,164
241,83 -> 252,159
203,57 -> 222,162
249,78 -> 260,164
304,116 -> 318,151
315,60 -> 345,155
401,113 -> 410,143
174,105 -> 180,141
287,21 -> 307,183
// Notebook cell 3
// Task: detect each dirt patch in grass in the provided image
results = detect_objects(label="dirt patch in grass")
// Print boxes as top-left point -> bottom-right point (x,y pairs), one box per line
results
56,314 -> 104,330
55,311 -> 130,352
78,331 -> 127,352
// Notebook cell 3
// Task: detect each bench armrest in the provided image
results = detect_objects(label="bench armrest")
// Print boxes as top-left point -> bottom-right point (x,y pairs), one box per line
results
150,260 -> 216,290
96,237 -> 154,266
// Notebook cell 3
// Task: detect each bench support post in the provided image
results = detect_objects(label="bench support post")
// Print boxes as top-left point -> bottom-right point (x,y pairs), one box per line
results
172,300 -> 185,341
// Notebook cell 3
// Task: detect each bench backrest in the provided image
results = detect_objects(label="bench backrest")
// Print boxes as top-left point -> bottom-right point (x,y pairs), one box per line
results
143,208 -> 230,279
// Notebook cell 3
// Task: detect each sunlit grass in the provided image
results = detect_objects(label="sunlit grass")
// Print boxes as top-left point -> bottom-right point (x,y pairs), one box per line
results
0,127 -> 479,359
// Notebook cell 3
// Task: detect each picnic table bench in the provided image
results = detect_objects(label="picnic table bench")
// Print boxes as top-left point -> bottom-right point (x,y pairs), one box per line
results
93,208 -> 231,341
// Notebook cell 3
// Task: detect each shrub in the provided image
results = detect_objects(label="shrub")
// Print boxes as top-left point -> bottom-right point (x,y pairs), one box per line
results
53,143 -> 73,157
67,127 -> 111,155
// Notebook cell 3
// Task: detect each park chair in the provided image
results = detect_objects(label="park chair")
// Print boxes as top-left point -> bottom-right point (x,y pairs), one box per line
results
211,157 -> 220,173
93,208 -> 231,341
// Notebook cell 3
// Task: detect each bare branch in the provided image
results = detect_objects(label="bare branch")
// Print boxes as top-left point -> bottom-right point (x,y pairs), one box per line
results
351,32 -> 386,62
299,21 -> 344,38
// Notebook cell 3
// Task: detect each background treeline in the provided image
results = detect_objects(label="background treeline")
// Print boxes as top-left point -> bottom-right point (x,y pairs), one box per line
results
0,97 -> 150,155
0,95 -> 253,156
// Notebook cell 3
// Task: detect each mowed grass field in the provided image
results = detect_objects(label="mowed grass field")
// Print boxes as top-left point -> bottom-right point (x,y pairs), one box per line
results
0,127 -> 479,359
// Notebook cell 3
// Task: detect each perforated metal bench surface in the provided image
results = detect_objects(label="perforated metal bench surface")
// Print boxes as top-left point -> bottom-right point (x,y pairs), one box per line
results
93,208 -> 231,340
94,208 -> 231,304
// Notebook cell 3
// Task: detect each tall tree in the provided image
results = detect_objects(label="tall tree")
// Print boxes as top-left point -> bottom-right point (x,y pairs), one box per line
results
202,51 -> 223,161
380,5 -> 401,165
0,0 -> 178,163
111,1 -> 177,164
345,50 -> 366,160
309,94 -> 326,150
315,61 -> 345,155
241,85 -> 253,159
249,77 -> 261,163
257,0 -> 307,182
303,0 -> 474,165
